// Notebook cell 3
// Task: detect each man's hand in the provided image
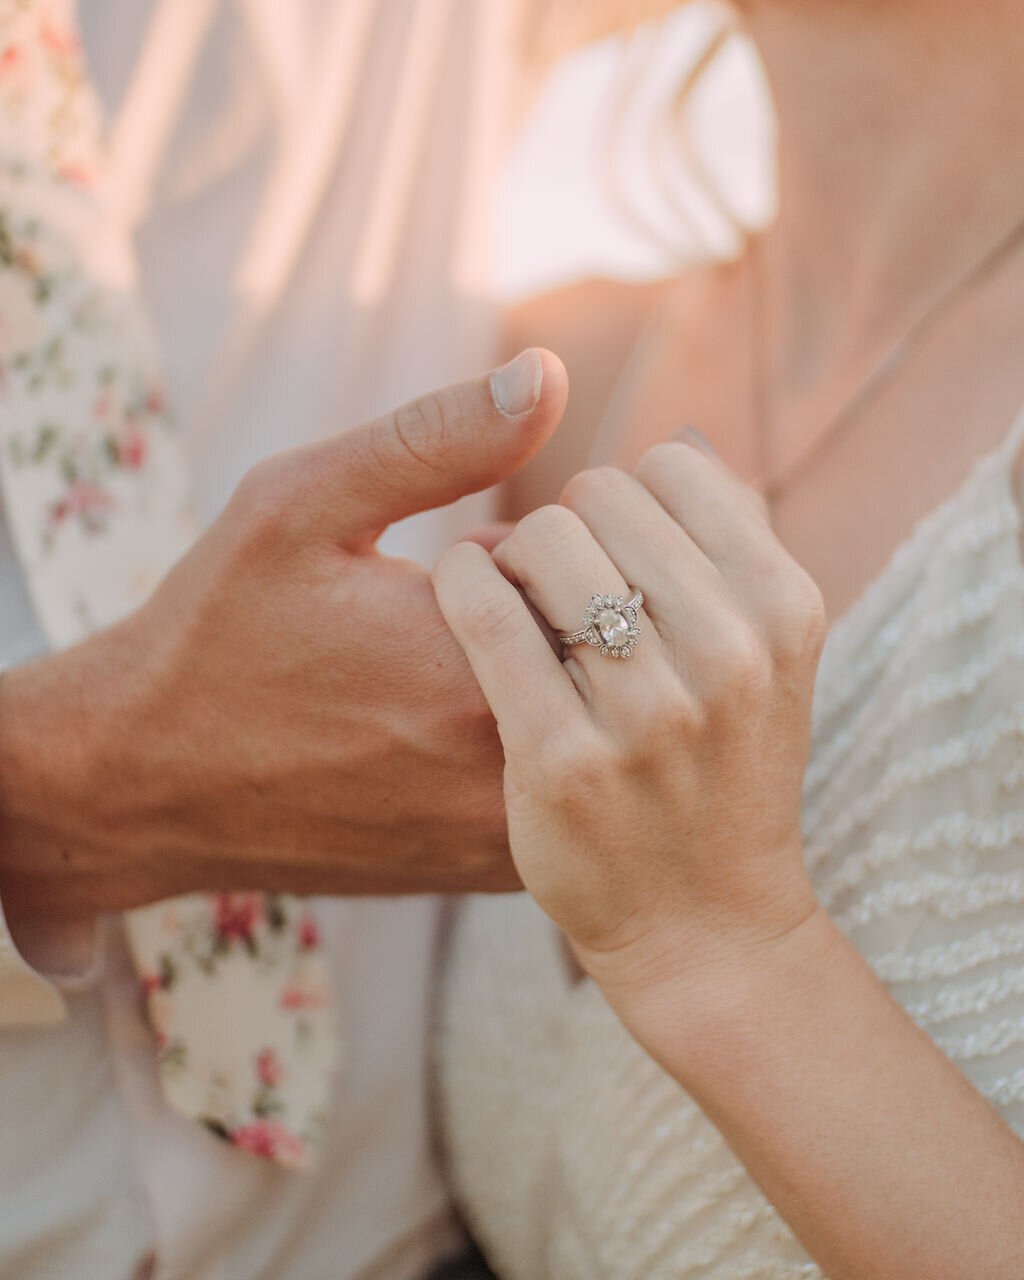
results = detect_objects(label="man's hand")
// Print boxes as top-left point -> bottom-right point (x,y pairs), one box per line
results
0,350 -> 568,916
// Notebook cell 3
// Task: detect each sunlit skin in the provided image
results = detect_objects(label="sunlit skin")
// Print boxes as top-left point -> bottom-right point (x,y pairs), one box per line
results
438,2 -> 1024,1277
505,0 -> 1024,620
2,2 -> 1024,1270
0,353 -> 568,947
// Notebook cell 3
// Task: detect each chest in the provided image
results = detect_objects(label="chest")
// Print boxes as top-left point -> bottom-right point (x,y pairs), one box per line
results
613,281 -> 1024,623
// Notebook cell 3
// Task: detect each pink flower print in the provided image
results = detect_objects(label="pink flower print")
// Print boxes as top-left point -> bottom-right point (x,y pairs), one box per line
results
230,1120 -> 306,1169
141,954 -> 176,997
50,480 -> 115,529
116,420 -> 148,469
0,46 -> 23,80
146,385 -> 165,415
0,39 -> 32,98
297,911 -> 320,950
213,892 -> 266,945
256,1047 -> 283,1088
279,978 -> 328,1011
40,17 -> 80,58
56,160 -> 94,187
147,991 -> 174,1051
92,388 -> 114,421
12,246 -> 42,277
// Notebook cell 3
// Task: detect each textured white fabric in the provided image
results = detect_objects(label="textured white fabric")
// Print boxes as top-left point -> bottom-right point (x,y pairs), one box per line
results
438,408 -> 1024,1279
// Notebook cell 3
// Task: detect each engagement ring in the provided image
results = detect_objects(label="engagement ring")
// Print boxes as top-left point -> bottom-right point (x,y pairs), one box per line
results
559,591 -> 643,659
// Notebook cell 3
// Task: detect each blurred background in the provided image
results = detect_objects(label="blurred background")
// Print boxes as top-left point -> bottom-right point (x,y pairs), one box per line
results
497,0 -> 775,297
78,0 -> 778,560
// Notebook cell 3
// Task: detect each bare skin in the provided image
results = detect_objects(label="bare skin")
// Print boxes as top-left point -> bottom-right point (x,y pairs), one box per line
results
446,2 -> 1024,1277
504,6 -> 1024,625
0,350 -> 568,924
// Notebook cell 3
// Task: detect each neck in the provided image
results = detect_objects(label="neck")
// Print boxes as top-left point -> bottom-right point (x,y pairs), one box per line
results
742,1 -> 1024,395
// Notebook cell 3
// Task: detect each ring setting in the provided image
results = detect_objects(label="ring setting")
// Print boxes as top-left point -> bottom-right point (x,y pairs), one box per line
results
559,592 -> 643,659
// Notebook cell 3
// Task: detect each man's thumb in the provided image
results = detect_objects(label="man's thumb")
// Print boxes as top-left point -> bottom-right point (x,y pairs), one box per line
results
318,349 -> 567,548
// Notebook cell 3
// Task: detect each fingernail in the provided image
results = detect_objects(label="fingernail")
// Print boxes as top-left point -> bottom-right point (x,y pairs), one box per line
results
672,424 -> 716,456
491,349 -> 543,417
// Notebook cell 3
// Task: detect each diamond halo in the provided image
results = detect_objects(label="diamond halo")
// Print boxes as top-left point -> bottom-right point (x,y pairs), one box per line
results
560,591 -> 643,659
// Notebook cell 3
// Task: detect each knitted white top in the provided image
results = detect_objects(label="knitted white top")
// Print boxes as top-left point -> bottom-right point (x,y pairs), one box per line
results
437,407 -> 1024,1280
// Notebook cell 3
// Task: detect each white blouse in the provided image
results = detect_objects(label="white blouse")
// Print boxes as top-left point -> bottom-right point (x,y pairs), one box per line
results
438,405 -> 1024,1277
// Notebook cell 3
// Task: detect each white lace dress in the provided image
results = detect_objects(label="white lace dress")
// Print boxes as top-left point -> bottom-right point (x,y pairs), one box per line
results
436,409 -> 1024,1279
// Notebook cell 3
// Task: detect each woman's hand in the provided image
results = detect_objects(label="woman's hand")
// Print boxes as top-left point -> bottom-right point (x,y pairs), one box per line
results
438,439 -> 1024,1280
434,438 -> 828,1032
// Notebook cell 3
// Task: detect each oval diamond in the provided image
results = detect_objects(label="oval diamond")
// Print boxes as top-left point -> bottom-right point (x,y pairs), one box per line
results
596,608 -> 630,648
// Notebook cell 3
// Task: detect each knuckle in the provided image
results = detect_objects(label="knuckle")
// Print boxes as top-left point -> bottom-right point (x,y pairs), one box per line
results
536,728 -> 617,810
635,441 -> 690,487
511,503 -> 582,558
387,394 -> 453,475
712,614 -> 773,700
231,456 -> 274,511
763,564 -> 828,663
229,456 -> 300,546
560,465 -> 624,512
645,684 -> 707,742
460,591 -> 522,647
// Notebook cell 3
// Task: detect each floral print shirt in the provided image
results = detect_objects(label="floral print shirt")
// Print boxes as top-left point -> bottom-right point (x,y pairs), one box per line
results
0,0 -> 337,1172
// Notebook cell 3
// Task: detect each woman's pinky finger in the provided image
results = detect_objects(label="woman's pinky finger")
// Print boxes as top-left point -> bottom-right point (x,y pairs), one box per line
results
433,541 -> 583,754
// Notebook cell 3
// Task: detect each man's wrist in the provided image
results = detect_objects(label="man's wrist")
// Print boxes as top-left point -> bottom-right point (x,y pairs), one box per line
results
0,623 -> 150,919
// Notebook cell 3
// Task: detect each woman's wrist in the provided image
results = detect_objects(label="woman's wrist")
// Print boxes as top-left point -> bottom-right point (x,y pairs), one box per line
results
592,898 -> 845,1092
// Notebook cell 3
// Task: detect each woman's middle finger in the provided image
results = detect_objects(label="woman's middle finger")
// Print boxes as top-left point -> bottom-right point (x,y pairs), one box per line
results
492,504 -> 674,728
559,465 -> 748,685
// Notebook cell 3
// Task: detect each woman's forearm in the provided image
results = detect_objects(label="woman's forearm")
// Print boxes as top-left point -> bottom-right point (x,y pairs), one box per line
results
630,906 -> 1024,1280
